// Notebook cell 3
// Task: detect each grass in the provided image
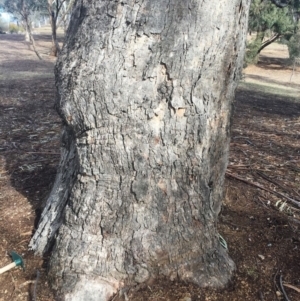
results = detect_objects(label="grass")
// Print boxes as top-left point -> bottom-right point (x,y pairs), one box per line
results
238,81 -> 300,101
33,25 -> 65,36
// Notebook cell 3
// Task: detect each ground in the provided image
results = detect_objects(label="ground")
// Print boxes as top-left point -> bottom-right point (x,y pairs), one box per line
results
0,33 -> 299,301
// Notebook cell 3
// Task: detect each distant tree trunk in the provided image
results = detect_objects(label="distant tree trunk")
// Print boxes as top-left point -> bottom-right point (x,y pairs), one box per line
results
30,0 -> 250,300
19,0 -> 31,42
22,9 -> 42,60
249,31 -> 281,64
257,33 -> 281,54
24,27 -> 30,42
57,0 -> 75,33
28,30 -> 43,60
47,0 -> 66,57
49,8 -> 60,56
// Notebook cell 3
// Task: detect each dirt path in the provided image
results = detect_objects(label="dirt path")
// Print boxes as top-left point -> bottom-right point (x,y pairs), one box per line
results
0,35 -> 300,301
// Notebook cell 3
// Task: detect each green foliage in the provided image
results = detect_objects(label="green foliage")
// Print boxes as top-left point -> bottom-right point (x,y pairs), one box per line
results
8,23 -> 23,33
3,0 -> 47,16
249,0 -> 295,36
287,32 -> 300,59
245,38 -> 262,66
246,0 -> 298,65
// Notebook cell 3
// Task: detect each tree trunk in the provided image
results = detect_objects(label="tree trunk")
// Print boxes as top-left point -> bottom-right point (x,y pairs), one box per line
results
23,20 -> 31,42
24,28 -> 30,42
50,13 -> 60,57
48,0 -> 61,57
57,0 -> 76,33
257,33 -> 281,55
30,0 -> 250,300
23,17 -> 42,60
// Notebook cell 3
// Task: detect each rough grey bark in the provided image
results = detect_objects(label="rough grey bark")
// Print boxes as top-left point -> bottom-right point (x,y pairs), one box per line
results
30,0 -> 250,300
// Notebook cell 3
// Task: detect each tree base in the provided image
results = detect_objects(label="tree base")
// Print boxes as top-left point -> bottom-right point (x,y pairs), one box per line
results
63,276 -> 119,301
49,240 -> 234,301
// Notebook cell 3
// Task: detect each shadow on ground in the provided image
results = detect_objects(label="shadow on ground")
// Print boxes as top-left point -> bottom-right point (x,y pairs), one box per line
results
258,55 -> 291,69
236,88 -> 300,117
0,59 -> 54,73
0,77 -> 61,226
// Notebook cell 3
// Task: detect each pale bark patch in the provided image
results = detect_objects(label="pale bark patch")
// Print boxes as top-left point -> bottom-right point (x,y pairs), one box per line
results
65,277 -> 119,301
176,108 -> 186,117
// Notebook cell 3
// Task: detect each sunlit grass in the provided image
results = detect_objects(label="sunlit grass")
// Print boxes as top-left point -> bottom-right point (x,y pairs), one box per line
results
238,81 -> 300,101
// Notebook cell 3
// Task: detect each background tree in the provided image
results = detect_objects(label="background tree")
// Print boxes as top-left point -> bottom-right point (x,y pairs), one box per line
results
287,30 -> 300,58
246,0 -> 299,64
2,0 -> 42,59
1,0 -> 75,57
29,0 -> 251,300
287,30 -> 300,79
46,0 -> 75,57
3,0 -> 33,40
57,0 -> 75,32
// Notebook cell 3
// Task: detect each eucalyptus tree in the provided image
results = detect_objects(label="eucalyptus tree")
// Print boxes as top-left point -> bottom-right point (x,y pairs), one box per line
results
246,0 -> 299,64
2,0 -> 43,59
46,0 -> 75,56
29,1 -> 251,300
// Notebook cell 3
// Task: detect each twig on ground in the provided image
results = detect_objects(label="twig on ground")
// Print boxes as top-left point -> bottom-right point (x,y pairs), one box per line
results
20,231 -> 32,236
235,147 -> 248,157
288,217 -> 300,225
9,274 -> 16,301
293,189 -> 300,198
220,218 -> 248,229
279,275 -> 291,301
254,196 -> 269,209
226,172 -> 300,209
273,269 -> 281,301
16,238 -> 31,246
255,170 -> 300,201
258,290 -> 264,301
25,151 -> 60,155
286,163 -> 300,172
124,292 -> 129,301
283,283 -> 300,293
32,270 -> 40,301
227,164 -> 250,170
233,136 -> 254,145
19,280 -> 35,288
24,159 -> 57,164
